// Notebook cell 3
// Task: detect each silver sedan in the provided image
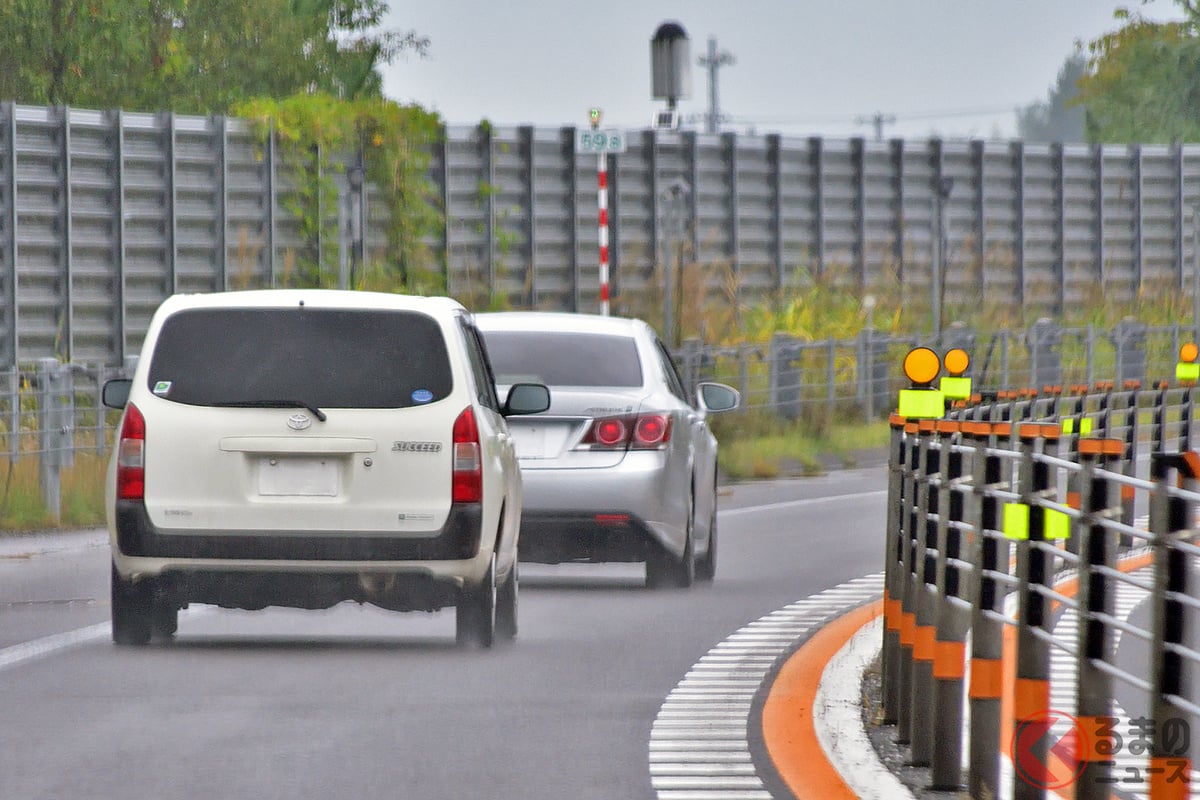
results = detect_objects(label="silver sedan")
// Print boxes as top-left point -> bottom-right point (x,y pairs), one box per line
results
475,312 -> 739,588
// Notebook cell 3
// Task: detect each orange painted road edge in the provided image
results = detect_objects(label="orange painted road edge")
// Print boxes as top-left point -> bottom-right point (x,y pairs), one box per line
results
761,599 -> 882,799
761,551 -> 1153,800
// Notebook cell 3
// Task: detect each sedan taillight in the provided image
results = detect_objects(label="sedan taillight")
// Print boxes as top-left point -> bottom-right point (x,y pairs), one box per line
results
580,413 -> 672,450
116,403 -> 146,500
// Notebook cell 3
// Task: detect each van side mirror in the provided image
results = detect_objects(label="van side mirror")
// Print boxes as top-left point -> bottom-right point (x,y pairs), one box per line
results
503,383 -> 550,416
102,378 -> 132,409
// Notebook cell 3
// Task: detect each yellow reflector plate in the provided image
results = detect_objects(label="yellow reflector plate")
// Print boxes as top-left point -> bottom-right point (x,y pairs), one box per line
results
1004,503 -> 1030,540
898,389 -> 945,418
1177,362 -> 1200,382
939,376 -> 972,400
1062,418 -> 1075,434
1080,418 -> 1094,436
1045,508 -> 1070,540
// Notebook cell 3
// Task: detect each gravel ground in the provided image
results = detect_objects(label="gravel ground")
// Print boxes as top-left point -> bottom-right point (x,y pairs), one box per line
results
861,656 -> 971,799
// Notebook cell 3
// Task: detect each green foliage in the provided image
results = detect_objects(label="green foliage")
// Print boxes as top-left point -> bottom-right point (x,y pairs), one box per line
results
1077,5 -> 1200,143
1017,52 -> 1088,143
0,0 -> 427,113
233,93 -> 443,292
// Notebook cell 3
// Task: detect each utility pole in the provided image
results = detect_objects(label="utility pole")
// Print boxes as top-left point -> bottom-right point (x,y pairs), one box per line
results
856,111 -> 897,141
698,36 -> 735,133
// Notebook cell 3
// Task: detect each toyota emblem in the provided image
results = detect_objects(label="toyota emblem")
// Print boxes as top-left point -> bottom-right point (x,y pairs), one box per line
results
287,413 -> 312,431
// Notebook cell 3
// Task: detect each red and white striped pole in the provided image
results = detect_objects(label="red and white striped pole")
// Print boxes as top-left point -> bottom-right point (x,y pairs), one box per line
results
598,148 -> 609,316
589,108 -> 610,316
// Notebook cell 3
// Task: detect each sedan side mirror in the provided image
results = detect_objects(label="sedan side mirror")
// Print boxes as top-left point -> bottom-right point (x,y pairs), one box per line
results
503,383 -> 551,416
696,382 -> 739,414
102,378 -> 132,409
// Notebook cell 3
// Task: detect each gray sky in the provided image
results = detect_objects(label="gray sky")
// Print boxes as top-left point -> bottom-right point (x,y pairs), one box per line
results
381,0 -> 1183,140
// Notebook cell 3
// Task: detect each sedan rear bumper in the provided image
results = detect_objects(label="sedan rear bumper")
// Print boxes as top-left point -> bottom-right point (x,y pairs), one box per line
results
517,451 -> 686,561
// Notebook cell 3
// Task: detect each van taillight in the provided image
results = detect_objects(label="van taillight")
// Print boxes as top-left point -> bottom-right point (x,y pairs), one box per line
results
117,402 -> 145,500
452,406 -> 482,503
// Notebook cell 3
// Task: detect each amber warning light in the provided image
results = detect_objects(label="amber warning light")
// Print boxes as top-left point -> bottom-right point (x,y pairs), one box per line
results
898,347 -> 945,418
940,348 -> 972,400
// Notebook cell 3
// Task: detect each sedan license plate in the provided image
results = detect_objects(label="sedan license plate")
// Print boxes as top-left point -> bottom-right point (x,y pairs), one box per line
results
510,426 -> 546,459
258,458 -> 338,496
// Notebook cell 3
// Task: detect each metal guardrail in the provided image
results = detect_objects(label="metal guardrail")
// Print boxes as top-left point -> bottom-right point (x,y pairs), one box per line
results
882,383 -> 1200,798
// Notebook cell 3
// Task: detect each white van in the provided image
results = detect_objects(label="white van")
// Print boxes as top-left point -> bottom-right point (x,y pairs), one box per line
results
102,289 -> 549,648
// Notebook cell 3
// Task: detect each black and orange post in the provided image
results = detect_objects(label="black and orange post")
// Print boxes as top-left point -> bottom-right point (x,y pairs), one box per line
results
930,418 -> 970,789
905,416 -> 941,766
1147,452 -> 1200,800
966,420 -> 1009,799
895,418 -> 922,745
1009,422 -> 1061,800
881,412 -> 909,724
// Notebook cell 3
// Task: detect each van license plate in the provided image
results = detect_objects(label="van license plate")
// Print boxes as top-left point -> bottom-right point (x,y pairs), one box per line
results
258,458 -> 338,496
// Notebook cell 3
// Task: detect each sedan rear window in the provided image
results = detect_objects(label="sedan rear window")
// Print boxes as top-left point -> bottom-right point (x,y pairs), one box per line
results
481,331 -> 643,387
147,307 -> 453,409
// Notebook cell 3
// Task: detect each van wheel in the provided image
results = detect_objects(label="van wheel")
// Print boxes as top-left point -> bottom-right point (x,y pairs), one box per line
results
111,562 -> 152,646
151,604 -> 179,640
456,553 -> 497,648
496,560 -> 518,641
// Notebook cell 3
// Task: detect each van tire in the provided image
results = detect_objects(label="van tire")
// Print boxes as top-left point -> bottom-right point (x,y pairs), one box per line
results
456,553 -> 497,648
496,560 -> 518,641
111,562 -> 152,646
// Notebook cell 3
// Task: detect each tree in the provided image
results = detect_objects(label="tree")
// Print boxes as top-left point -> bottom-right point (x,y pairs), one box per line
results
0,0 -> 428,113
1017,52 -> 1088,143
1076,4 -> 1200,143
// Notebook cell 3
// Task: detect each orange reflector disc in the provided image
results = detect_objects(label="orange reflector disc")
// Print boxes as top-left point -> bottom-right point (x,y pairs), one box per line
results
943,348 -> 970,376
1181,342 -> 1199,363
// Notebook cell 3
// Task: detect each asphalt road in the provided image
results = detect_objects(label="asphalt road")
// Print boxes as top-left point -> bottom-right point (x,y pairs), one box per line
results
0,468 -> 886,800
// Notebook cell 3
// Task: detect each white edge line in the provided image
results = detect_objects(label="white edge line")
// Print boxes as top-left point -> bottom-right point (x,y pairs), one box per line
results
814,616 -> 917,800
720,489 -> 888,517
0,622 -> 111,671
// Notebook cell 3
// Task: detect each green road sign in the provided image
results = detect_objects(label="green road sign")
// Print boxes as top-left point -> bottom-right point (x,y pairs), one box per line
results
577,129 -> 627,154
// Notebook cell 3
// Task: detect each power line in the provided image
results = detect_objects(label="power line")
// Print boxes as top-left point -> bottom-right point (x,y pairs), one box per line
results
731,102 -> 1023,127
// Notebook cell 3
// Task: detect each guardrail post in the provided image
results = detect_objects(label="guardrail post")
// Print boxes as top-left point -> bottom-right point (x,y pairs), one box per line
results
907,418 -> 941,766
1147,451 -> 1197,799
882,413 -> 909,723
768,334 -> 801,420
930,419 -> 970,789
1011,422 -> 1060,800
966,420 -> 1011,798
1074,437 -> 1122,799
35,357 -> 73,523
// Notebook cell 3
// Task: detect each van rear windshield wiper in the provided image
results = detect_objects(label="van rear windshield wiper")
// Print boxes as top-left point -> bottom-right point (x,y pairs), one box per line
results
211,399 -> 327,422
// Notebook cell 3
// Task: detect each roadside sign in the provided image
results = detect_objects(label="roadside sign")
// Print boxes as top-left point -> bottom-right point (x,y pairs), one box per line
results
577,129 -> 627,154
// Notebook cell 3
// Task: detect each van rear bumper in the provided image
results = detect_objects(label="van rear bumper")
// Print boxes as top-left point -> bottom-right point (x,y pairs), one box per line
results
114,500 -> 483,561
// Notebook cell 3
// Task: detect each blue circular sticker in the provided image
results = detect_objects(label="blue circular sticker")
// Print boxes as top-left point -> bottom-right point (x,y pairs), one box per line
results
412,389 -> 434,404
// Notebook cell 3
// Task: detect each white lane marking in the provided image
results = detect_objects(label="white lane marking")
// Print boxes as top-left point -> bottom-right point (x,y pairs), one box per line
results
815,616 -> 916,800
649,574 -> 887,798
0,622 -> 110,671
719,489 -> 888,517
0,607 -> 209,674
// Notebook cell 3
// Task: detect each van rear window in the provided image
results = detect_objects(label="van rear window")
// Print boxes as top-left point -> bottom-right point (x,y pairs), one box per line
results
147,307 -> 453,409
